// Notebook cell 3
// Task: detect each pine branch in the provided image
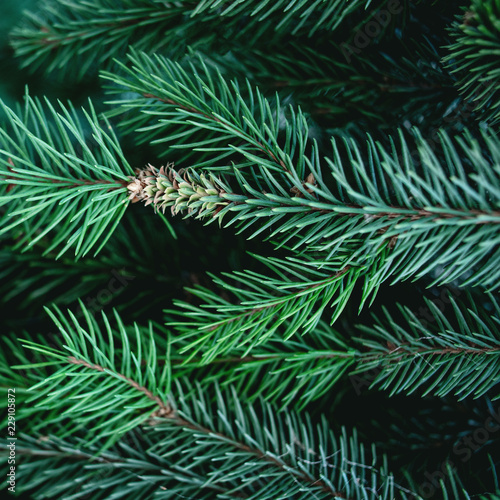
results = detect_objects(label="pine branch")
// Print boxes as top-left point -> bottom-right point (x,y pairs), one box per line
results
187,0 -> 376,37
6,304 -> 415,499
15,304 -> 170,449
166,316 -> 356,410
167,285 -> 500,404
202,38 -> 455,129
0,433 -> 198,499
144,382 -> 386,500
2,384 -> 414,499
103,49 -> 310,178
20,288 -> 495,419
1,410 -> 411,500
124,119 -> 500,297
11,0 -> 380,80
10,0 -> 189,79
167,253 -> 361,362
444,0 -> 500,125
315,129 -> 500,291
353,292 -> 500,400
3,301 -> 351,422
4,304 -> 500,499
0,94 -> 133,258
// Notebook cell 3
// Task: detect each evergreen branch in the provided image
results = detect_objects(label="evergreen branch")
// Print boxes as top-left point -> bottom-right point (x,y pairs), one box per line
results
353,292 -> 500,400
315,129 -> 500,290
3,298 -> 498,497
7,305 -> 413,498
11,0 -> 380,80
167,288 -> 500,405
1,399 -> 414,500
18,304 -> 171,449
444,0 -> 500,125
144,381 -> 414,499
126,122 -> 500,297
188,0 -> 375,37
204,37 -> 455,129
10,0 -> 189,79
102,49 -> 309,177
167,254 -> 361,362
166,317 -> 356,410
130,159 -> 500,226
237,128 -> 500,291
3,304 -> 352,418
0,433 -> 220,499
0,95 -> 133,258
66,355 -> 169,412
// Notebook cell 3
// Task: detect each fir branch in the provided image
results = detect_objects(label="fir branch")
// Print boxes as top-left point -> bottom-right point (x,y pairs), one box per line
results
8,305 -> 412,499
165,317 -> 356,410
17,304 -> 171,449
10,0 -> 189,79
0,95 -> 133,258
102,49 -> 309,177
66,355 -> 170,413
3,304 -> 353,423
353,292 -> 500,400
145,381 -> 414,499
125,121 -> 500,298
11,0 -> 380,80
2,407 -> 412,500
0,433 -> 203,499
205,38 -> 455,129
444,0 -> 500,125
129,160 -> 500,225
167,254 -> 360,362
188,0 -> 376,37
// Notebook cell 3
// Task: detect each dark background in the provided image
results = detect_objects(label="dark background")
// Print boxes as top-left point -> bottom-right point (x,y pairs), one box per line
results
1,1 -> 39,108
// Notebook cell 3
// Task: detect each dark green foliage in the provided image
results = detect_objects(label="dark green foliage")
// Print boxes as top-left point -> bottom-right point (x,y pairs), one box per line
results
0,0 -> 499,499
445,0 -> 500,124
0,95 -> 132,258
353,292 -> 500,400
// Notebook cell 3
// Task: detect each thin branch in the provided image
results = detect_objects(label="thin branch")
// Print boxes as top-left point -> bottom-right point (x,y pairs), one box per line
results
67,356 -> 170,413
130,163 -> 500,224
66,355 -> 348,498
142,93 -> 289,171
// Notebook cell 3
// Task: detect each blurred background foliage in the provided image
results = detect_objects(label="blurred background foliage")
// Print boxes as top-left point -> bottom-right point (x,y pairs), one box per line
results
0,1 -> 37,109
0,0 -> 103,109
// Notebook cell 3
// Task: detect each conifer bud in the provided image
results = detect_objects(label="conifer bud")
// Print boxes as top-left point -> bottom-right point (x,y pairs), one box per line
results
127,163 -> 228,218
